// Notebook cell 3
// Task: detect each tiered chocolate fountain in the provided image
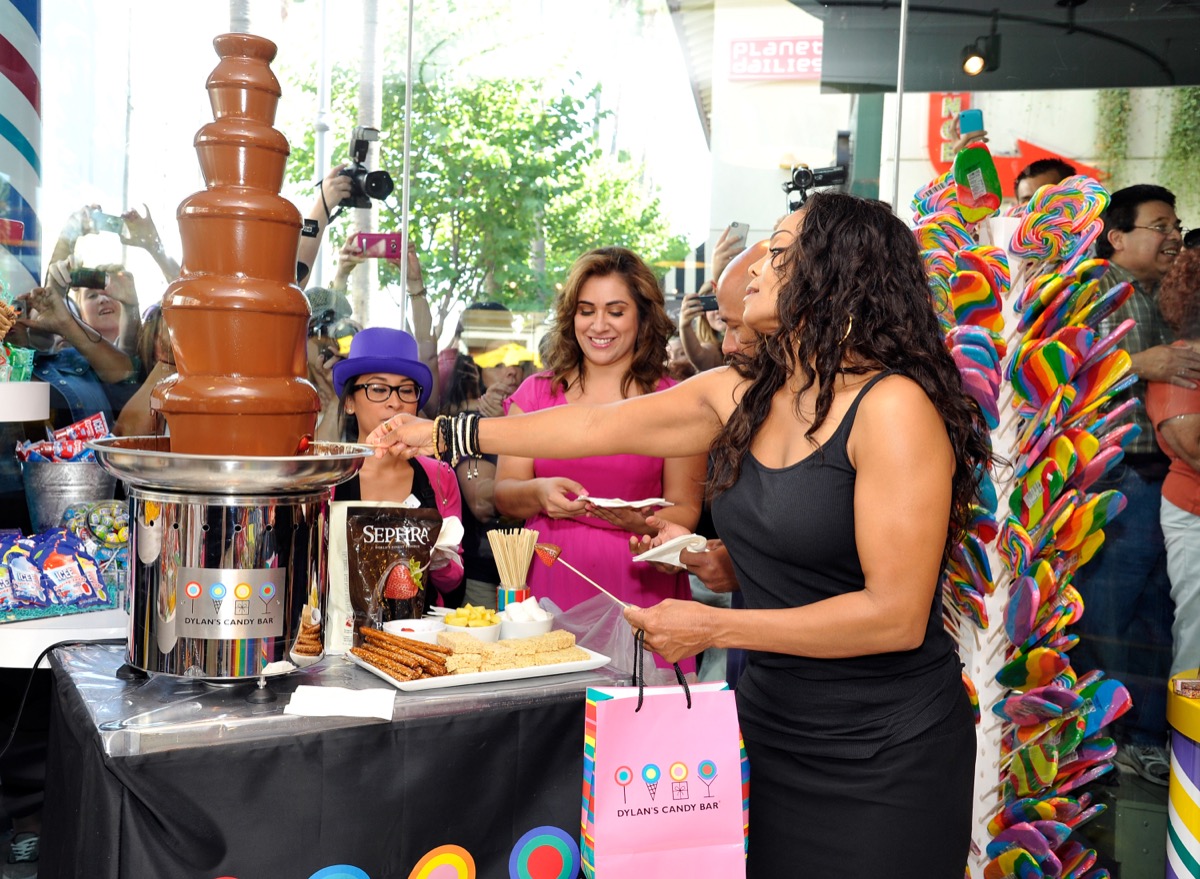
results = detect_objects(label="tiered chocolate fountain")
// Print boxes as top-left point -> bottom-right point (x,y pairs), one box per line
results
89,34 -> 370,681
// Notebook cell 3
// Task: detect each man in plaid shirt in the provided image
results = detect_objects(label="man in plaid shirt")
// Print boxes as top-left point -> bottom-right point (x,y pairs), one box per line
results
1075,184 -> 1188,786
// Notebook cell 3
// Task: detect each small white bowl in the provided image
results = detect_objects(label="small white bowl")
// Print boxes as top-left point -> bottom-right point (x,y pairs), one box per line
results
442,620 -> 502,642
383,618 -> 446,644
500,614 -> 555,640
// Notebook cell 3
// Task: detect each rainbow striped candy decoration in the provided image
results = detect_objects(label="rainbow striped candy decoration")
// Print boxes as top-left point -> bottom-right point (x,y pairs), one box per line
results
988,797 -> 1058,836
1012,342 -> 1078,413
950,269 -> 1003,334
997,646 -> 1070,690
1054,490 -> 1126,553
983,847 -> 1043,879
1010,459 -> 1066,530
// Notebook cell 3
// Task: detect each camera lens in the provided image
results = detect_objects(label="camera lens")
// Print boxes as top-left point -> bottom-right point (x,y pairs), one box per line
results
363,170 -> 394,200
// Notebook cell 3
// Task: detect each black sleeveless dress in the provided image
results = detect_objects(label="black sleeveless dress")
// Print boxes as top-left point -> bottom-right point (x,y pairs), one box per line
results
711,372 -> 975,878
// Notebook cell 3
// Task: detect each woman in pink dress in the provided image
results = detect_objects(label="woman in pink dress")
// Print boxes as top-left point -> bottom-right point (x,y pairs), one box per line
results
496,247 -> 705,614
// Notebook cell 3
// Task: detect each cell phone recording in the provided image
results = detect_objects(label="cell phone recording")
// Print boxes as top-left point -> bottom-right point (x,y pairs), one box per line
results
91,210 -> 126,235
357,232 -> 403,259
698,294 -> 719,312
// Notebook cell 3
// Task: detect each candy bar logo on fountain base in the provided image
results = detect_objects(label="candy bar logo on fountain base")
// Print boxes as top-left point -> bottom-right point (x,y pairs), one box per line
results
362,525 -> 433,544
175,566 -> 285,640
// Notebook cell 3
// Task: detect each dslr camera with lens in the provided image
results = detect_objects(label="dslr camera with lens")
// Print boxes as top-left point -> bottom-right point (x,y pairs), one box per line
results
339,127 -> 395,209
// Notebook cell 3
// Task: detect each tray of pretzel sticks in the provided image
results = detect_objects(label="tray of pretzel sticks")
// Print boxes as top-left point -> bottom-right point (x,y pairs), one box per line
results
347,625 -> 610,691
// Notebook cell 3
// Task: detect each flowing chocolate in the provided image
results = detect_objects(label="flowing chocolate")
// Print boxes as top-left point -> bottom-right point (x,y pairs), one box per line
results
152,33 -> 319,456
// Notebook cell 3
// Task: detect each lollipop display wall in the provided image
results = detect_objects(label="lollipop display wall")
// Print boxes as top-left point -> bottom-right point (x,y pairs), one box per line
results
913,171 -> 1137,878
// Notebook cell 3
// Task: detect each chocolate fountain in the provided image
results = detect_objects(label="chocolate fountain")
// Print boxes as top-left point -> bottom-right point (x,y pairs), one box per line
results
88,34 -> 370,681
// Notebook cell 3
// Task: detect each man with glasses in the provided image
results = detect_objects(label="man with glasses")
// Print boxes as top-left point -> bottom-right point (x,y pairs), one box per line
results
1075,184 -> 1189,785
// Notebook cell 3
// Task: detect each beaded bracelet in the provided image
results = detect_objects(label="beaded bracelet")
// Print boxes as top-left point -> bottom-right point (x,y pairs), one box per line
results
434,412 -> 483,477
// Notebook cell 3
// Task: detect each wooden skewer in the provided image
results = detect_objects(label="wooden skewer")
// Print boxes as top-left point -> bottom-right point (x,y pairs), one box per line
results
552,557 -> 630,609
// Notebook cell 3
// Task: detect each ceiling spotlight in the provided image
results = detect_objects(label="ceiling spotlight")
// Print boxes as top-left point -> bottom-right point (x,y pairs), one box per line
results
961,12 -> 1001,76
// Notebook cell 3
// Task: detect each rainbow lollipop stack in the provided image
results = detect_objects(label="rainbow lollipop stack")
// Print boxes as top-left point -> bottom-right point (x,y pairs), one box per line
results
912,175 -> 1135,879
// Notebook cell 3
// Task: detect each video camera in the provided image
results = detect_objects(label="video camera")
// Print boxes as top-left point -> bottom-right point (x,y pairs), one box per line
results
339,127 -> 395,209
784,163 -> 848,209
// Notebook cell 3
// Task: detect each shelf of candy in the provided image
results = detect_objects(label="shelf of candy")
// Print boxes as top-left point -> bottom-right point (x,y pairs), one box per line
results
5,413 -> 130,621
912,164 -> 1132,879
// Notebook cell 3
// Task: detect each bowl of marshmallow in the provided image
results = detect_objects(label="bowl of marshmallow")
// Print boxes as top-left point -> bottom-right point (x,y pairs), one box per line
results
499,597 -> 554,640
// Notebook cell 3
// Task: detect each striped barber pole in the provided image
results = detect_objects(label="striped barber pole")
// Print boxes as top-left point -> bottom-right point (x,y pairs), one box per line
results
1,0 -> 40,296
1170,732 -> 1200,877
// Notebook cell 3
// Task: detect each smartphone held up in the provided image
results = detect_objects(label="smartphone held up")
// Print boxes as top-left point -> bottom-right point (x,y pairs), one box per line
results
357,232 -> 403,259
90,210 -> 126,235
725,221 -> 748,247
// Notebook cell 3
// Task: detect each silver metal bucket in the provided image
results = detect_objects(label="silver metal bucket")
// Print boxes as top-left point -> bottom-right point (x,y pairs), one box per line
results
22,460 -> 117,532
125,486 -> 328,679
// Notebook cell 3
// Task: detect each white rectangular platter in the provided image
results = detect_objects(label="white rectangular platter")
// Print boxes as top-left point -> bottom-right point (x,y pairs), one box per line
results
347,646 -> 611,692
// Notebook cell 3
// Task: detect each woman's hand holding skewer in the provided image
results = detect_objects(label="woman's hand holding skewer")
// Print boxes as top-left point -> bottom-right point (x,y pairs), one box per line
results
367,413 -> 435,458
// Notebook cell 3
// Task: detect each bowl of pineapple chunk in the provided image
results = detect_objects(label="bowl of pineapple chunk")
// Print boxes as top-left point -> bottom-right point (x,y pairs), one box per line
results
441,603 -> 502,642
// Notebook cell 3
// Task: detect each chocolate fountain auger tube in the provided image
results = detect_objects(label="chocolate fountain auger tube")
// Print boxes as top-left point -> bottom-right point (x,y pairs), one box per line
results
87,33 -> 371,683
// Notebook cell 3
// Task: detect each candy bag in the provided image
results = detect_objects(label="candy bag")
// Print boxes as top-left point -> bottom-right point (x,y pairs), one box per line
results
4,539 -> 49,607
32,530 -> 106,608
953,143 -> 1003,223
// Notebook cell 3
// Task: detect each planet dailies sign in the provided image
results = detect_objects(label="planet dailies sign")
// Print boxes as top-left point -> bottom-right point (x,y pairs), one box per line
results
176,566 -> 283,640
729,37 -> 823,81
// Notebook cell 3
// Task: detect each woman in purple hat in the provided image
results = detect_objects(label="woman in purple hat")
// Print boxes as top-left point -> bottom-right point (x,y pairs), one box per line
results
331,327 -> 465,606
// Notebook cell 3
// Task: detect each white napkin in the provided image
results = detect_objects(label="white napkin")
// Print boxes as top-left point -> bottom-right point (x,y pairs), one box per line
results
284,685 -> 395,721
631,533 -> 708,568
585,497 -> 674,509
434,516 -> 464,550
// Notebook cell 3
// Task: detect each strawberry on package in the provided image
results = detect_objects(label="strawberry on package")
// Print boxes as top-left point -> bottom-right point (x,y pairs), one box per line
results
345,508 -> 442,633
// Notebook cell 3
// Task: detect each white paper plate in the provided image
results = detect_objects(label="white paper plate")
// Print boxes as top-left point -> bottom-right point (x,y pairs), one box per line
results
584,497 -> 673,509
631,532 -> 708,567
347,647 -> 610,691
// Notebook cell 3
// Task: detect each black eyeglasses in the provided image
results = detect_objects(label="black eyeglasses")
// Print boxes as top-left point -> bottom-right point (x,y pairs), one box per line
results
1131,223 -> 1187,237
351,382 -> 423,404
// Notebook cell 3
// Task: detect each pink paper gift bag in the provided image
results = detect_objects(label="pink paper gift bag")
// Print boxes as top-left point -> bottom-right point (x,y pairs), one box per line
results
582,682 -> 748,878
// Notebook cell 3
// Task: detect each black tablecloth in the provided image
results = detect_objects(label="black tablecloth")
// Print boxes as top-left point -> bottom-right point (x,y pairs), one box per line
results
41,645 -> 621,879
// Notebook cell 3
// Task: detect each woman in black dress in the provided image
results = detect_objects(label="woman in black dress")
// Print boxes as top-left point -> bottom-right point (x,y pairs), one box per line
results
369,193 -> 991,877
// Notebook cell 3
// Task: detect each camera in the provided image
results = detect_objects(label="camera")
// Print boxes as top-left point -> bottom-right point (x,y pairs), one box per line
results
69,268 -> 108,289
784,163 -> 849,208
339,127 -> 395,209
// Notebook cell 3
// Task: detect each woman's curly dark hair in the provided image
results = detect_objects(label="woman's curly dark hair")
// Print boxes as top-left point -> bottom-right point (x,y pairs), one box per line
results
708,192 -> 991,556
543,246 -> 675,398
1159,247 -> 1200,338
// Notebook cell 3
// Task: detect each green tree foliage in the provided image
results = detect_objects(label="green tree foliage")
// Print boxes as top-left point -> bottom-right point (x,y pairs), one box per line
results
286,68 -> 689,324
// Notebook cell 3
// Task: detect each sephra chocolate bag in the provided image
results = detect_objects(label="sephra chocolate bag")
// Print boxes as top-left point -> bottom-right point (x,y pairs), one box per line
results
340,506 -> 441,642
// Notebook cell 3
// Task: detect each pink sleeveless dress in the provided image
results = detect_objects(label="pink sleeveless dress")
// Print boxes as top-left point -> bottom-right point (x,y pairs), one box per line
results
505,372 -> 693,615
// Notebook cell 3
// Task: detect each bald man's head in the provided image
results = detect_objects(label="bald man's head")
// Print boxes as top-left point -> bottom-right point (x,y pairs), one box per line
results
717,240 -> 768,356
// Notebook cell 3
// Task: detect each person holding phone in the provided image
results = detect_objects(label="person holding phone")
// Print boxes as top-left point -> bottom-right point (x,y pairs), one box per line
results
679,222 -> 747,372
